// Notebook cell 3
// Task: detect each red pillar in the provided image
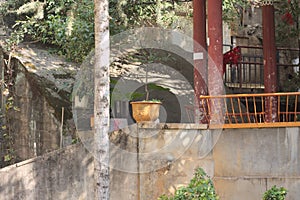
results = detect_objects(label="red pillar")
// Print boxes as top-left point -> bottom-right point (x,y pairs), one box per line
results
193,0 -> 208,123
207,0 -> 224,124
262,0 -> 278,122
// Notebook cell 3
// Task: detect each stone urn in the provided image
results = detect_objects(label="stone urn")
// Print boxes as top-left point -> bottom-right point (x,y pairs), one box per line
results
130,101 -> 161,122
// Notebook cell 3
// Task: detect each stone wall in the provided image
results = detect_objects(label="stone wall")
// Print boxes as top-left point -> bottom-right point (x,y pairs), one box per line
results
0,45 -> 77,165
9,61 -> 60,160
1,125 -> 300,199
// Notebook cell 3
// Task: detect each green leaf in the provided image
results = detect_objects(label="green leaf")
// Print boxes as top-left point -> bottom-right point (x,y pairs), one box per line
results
13,106 -> 21,111
4,154 -> 11,162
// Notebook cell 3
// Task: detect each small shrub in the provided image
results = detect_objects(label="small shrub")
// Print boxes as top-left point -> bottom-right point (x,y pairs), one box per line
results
158,167 -> 219,200
263,185 -> 287,200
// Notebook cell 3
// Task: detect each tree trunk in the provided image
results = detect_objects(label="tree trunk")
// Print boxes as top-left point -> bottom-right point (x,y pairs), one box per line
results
94,0 -> 110,199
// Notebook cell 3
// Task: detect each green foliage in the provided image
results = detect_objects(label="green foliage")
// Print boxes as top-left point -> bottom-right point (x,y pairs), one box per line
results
274,1 -> 300,47
222,0 -> 250,31
1,109 -> 16,166
110,79 -> 145,102
4,30 -> 24,51
71,138 -> 80,144
2,0 -> 92,62
109,0 -> 177,34
2,0 -> 299,63
0,0 -> 29,15
263,185 -> 287,200
1,0 -> 179,63
148,83 -> 170,92
158,168 -> 219,200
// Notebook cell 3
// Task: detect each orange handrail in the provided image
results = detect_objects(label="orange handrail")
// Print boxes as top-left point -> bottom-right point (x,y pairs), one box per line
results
187,92 -> 300,128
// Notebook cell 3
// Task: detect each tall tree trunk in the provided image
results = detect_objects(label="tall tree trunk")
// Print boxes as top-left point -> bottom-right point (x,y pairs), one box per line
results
94,0 -> 110,199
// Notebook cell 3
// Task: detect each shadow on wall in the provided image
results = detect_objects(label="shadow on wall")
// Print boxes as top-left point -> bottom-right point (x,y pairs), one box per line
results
1,47 -> 77,167
0,175 -> 26,200
33,144 -> 94,199
0,143 -> 94,200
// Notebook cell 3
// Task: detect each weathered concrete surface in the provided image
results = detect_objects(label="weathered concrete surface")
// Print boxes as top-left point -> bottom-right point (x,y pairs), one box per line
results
2,125 -> 300,199
214,177 -> 300,200
214,178 -> 266,200
12,44 -> 78,120
138,126 -> 300,199
138,123 -> 214,200
109,125 -> 139,200
10,65 -> 60,159
0,143 -> 94,200
1,45 -> 78,163
213,127 -> 300,200
214,128 -> 300,177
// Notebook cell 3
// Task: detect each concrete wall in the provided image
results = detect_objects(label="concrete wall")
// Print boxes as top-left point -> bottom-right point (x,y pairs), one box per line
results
0,143 -> 94,200
214,127 -> 300,200
1,125 -> 300,199
138,125 -> 300,200
137,123 -> 213,200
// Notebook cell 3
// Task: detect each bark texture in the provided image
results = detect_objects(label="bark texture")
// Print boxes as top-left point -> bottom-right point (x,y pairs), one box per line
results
94,0 -> 110,199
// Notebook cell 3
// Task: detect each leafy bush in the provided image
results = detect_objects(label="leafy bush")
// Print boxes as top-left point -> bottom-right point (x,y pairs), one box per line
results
1,0 -> 179,63
158,168 -> 219,200
275,0 -> 300,47
8,0 -> 92,62
263,185 -> 287,200
222,0 -> 250,31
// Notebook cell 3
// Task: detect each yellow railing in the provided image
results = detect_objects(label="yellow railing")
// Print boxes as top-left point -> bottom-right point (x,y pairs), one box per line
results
187,92 -> 300,128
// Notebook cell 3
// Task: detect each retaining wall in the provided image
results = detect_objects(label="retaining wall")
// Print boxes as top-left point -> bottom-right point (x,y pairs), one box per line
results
1,124 -> 300,199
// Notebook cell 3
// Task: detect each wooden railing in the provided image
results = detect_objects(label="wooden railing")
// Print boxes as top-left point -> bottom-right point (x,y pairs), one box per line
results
187,92 -> 300,128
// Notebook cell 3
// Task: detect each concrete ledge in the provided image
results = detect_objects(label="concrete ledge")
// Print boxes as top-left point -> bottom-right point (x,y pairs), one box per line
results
137,123 -> 208,130
0,143 -> 84,171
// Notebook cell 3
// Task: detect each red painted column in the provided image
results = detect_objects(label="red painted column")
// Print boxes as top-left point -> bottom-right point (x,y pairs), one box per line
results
262,0 -> 278,122
207,0 -> 224,124
193,0 -> 208,123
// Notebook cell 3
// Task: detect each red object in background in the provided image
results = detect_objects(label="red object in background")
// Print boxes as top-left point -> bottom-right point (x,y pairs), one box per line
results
223,47 -> 241,73
282,12 -> 294,25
